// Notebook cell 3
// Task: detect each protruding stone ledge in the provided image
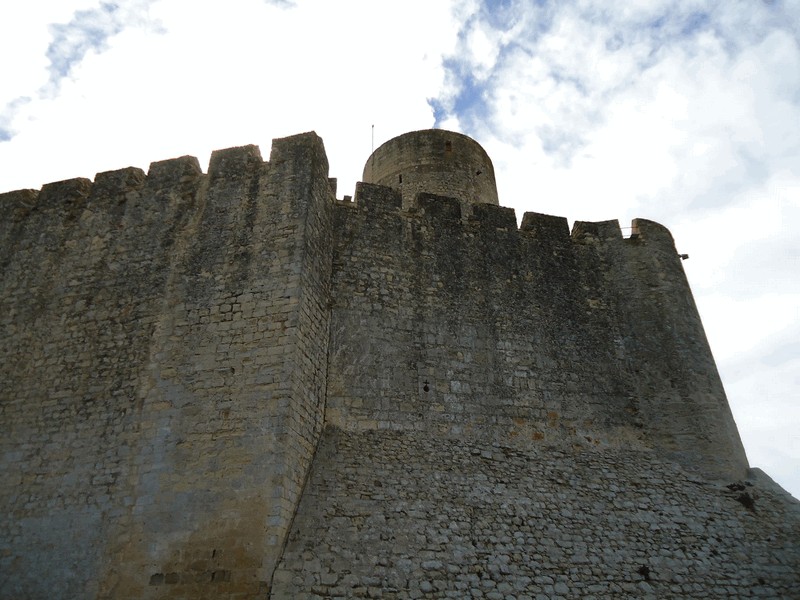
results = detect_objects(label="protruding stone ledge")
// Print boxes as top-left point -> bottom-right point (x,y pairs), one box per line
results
207,145 -> 263,181
521,211 -> 569,241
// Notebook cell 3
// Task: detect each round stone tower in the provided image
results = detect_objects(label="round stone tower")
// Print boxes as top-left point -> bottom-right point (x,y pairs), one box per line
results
362,129 -> 499,211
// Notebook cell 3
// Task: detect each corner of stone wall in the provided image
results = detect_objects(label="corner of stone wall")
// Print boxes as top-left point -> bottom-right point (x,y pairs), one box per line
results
608,217 -> 749,481
261,131 -> 335,590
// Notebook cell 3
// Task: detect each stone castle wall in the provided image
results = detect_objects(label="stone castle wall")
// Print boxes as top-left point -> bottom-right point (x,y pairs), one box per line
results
1,134 -> 333,599
0,130 -> 793,599
326,184 -> 747,479
272,428 -> 800,598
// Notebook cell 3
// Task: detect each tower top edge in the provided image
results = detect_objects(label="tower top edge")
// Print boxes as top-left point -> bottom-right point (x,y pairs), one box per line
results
367,129 -> 491,162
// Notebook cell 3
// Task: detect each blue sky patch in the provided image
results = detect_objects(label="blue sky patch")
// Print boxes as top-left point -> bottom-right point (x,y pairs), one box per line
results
46,2 -> 126,81
481,0 -> 519,31
431,55 -> 493,132
682,12 -> 711,36
0,97 -> 31,143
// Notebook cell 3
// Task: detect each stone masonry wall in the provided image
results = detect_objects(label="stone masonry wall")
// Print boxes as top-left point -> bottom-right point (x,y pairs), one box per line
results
325,184 -> 747,480
0,133 -> 333,599
1,169 -> 181,599
0,130 -> 779,599
272,426 -> 800,599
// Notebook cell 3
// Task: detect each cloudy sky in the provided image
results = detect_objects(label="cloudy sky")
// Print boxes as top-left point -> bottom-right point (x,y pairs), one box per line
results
1,0 -> 798,497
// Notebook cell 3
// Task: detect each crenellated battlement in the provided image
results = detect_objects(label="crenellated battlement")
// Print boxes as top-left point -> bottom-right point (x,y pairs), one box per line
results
340,177 -> 678,258
0,144 -> 270,218
1,141 -> 677,266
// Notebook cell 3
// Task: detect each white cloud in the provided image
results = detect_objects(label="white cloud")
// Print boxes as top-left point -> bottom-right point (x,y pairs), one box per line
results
722,327 -> 800,492
0,1 -> 100,103
0,0 -> 464,194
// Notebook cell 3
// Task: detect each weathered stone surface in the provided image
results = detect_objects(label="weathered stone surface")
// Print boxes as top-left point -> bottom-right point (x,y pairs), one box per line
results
0,129 -> 795,599
0,133 -> 333,599
273,427 -> 800,599
326,179 -> 747,481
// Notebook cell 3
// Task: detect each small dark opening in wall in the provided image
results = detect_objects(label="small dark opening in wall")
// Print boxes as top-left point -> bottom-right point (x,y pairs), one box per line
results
423,380 -> 430,392
476,170 -> 482,175
445,141 -> 452,152
211,570 -> 231,583
736,492 -> 756,512
399,174 -> 403,184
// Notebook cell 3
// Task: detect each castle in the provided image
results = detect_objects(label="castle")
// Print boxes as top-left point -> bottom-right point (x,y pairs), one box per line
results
0,130 -> 797,599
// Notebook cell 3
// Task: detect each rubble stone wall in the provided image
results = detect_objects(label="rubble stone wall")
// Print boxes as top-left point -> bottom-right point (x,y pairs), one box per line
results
273,427 -> 800,599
